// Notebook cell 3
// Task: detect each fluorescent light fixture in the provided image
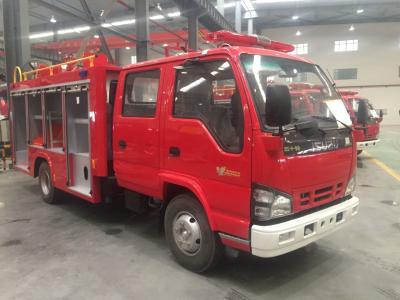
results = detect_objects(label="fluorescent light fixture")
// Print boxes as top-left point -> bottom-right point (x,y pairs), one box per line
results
111,19 -> 135,26
50,15 -> 57,23
222,2 -> 236,8
296,30 -> 301,36
292,15 -> 299,20
94,34 -> 100,39
131,56 -> 137,64
125,46 -> 131,50
163,43 -> 168,47
149,14 -> 165,20
241,0 -> 255,11
356,9 -> 364,14
31,10 -> 181,41
167,11 -> 181,17
254,0 -> 303,3
57,26 -> 90,35
349,25 -> 355,31
29,31 -> 54,39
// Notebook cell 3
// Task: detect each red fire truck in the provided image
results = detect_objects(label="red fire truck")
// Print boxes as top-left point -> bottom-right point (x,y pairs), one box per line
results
10,31 -> 359,272
340,91 -> 382,154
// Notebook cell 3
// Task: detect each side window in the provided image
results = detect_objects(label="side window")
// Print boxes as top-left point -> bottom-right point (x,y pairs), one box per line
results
123,69 -> 160,117
174,60 -> 243,153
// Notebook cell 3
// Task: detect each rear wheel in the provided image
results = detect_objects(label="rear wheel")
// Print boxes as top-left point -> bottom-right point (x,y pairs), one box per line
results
164,194 -> 223,273
38,162 -> 60,204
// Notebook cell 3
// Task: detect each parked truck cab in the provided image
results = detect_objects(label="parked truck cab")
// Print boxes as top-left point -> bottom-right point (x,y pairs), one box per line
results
340,91 -> 382,154
10,32 -> 359,272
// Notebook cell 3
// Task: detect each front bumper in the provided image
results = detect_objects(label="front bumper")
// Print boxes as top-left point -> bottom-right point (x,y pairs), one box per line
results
251,196 -> 359,258
357,139 -> 380,150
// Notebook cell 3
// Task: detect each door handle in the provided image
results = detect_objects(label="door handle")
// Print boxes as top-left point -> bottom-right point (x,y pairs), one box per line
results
169,146 -> 180,157
119,140 -> 127,149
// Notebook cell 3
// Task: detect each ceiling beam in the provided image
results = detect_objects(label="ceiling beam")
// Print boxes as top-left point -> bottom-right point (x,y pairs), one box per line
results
171,0 -> 235,32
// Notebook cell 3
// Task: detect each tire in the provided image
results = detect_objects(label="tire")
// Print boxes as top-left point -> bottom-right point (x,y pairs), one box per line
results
164,194 -> 223,273
38,162 -> 60,204
357,150 -> 363,155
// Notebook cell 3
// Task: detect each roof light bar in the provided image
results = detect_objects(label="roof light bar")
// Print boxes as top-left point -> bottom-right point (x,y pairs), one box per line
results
206,31 -> 295,53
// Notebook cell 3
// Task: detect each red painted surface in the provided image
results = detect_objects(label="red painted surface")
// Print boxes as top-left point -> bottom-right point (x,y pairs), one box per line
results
10,36 -> 356,252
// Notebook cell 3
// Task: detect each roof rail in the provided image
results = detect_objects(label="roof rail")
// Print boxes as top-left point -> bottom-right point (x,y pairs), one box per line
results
13,55 -> 98,83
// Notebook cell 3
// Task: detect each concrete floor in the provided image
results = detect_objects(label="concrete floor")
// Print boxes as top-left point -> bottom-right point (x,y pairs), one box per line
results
0,127 -> 399,300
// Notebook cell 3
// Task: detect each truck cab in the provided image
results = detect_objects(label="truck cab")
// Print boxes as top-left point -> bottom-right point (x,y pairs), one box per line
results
10,32 -> 359,272
113,33 -> 358,270
340,91 -> 382,154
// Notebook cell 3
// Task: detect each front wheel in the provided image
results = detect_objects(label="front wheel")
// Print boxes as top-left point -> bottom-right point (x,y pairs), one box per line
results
38,162 -> 60,204
164,194 -> 223,273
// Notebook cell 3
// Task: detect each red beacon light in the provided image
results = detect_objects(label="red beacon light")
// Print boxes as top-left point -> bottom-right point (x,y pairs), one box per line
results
205,30 -> 295,53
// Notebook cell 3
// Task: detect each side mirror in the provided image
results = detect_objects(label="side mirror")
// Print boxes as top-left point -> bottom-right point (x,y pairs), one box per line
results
265,84 -> 292,128
357,100 -> 368,125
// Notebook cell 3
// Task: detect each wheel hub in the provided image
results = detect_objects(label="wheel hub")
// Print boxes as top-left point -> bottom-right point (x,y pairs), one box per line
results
172,212 -> 202,256
40,170 -> 50,196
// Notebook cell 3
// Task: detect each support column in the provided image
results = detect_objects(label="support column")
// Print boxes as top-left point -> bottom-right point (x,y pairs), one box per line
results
2,0 -> 31,84
188,14 -> 199,51
217,0 -> 225,16
235,0 -> 242,33
135,0 -> 149,62
248,19 -> 254,35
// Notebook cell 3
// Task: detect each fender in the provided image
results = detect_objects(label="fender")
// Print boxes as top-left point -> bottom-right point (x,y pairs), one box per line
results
31,150 -> 54,179
159,170 -> 217,231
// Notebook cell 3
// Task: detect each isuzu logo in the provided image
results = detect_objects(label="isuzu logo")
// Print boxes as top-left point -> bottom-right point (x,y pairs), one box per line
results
311,138 -> 339,152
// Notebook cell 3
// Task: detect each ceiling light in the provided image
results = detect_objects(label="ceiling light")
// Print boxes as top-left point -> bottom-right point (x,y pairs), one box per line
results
167,11 -> 181,17
253,0 -> 304,3
292,15 -> 299,20
125,46 -> 131,50
349,25 -> 355,31
241,0 -> 255,11
356,9 -> 364,14
163,43 -> 168,47
94,34 -> 100,39
29,31 -> 54,39
50,15 -> 57,23
296,30 -> 301,36
111,19 -> 135,26
149,14 -> 164,20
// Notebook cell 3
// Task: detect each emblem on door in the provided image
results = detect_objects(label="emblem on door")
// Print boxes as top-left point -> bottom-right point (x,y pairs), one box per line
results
216,166 -> 241,177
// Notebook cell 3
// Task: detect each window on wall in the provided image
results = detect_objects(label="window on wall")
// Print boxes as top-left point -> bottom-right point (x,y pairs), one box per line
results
333,68 -> 358,80
292,43 -> 309,55
123,69 -> 160,117
334,40 -> 358,52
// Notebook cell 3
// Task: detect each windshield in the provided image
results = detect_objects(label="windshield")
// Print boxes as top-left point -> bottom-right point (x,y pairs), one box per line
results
240,54 -> 352,130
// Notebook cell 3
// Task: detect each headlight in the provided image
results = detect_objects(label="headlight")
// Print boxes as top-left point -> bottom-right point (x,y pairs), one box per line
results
252,186 -> 292,221
345,175 -> 356,196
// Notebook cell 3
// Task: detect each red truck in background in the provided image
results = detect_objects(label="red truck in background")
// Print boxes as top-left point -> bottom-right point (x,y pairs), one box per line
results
9,31 -> 359,272
340,91 -> 382,155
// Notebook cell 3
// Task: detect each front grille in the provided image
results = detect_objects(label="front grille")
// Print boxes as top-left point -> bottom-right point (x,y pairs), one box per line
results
295,181 -> 345,211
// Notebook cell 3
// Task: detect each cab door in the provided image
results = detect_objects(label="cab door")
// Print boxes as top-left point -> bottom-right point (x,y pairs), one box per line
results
113,66 -> 163,196
161,57 -> 252,238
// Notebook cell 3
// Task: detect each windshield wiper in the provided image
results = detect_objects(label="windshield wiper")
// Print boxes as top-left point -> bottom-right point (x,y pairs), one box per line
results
311,115 -> 352,131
